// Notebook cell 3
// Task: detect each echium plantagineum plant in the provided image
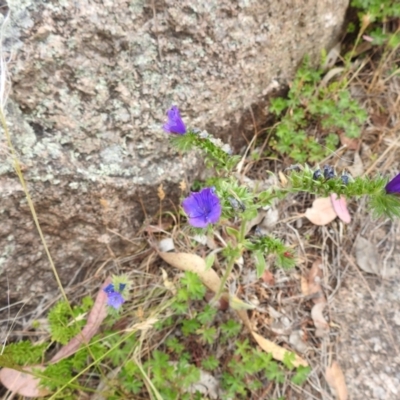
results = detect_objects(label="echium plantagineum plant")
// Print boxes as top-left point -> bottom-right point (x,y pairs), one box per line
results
163,106 -> 400,301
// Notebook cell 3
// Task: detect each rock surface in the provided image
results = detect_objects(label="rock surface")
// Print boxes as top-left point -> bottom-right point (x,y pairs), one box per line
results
332,221 -> 400,400
0,0 -> 349,310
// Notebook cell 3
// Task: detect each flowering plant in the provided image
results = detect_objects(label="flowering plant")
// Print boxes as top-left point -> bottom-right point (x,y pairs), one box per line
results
161,106 -> 400,302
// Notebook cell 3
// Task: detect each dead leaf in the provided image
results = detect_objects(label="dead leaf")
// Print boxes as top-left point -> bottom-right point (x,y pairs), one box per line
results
0,366 -> 50,398
50,278 -> 111,363
305,197 -> 337,225
339,132 -> 359,150
236,309 -> 308,367
311,302 -> 329,337
348,151 -> 364,177
159,252 -> 221,293
330,194 -> 351,223
355,236 -> 381,275
326,361 -> 348,400
252,331 -> 307,367
261,270 -> 275,286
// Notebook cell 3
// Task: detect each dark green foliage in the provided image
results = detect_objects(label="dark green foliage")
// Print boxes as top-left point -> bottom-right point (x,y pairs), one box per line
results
351,0 -> 400,21
2,341 -> 47,365
245,236 -> 296,276
48,297 -> 93,345
268,56 -> 367,163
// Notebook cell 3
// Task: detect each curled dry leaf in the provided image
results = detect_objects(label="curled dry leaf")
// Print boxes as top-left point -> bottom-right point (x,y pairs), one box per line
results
159,252 -> 221,293
330,194 -> 351,223
355,236 -> 381,275
326,361 -> 348,400
311,302 -> 330,337
0,366 -> 50,398
51,278 -> 111,363
305,197 -> 337,226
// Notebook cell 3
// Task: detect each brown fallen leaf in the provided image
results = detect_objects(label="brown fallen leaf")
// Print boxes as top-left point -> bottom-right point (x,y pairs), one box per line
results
355,236 -> 381,275
0,366 -> 50,398
311,302 -> 329,337
305,197 -> 337,226
237,309 -> 308,367
339,131 -> 359,150
51,278 -> 111,363
159,252 -> 221,293
326,361 -> 348,400
160,252 -> 308,367
261,270 -> 275,286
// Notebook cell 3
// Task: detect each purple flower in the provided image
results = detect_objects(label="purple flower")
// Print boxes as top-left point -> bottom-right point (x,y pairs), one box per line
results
103,283 -> 125,310
182,187 -> 222,228
163,106 -> 187,135
385,174 -> 400,194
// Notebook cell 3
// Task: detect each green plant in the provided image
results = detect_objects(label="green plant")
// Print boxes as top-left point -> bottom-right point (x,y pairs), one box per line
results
268,56 -> 367,163
350,0 -> 400,48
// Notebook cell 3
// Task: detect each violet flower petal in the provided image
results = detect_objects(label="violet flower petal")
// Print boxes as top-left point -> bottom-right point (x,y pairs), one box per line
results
163,106 -> 187,135
103,283 -> 115,294
182,187 -> 222,228
385,173 -> 400,194
106,292 -> 125,309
